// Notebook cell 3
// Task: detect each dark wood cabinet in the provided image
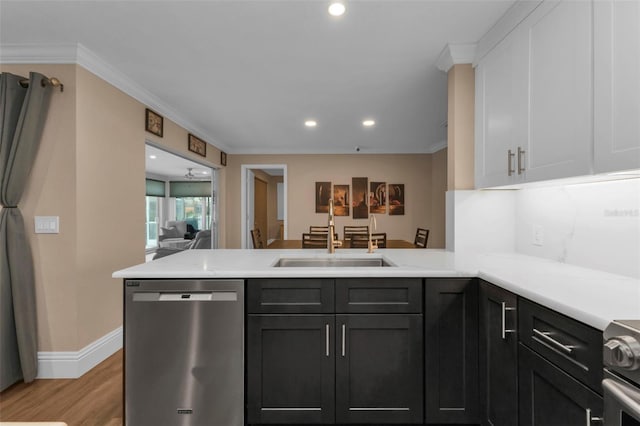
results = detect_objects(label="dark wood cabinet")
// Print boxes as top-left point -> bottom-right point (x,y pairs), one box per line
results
519,298 -> 603,393
479,280 -> 518,426
519,343 -> 603,426
424,278 -> 479,424
247,314 -> 335,424
335,314 -> 424,424
247,278 -> 423,425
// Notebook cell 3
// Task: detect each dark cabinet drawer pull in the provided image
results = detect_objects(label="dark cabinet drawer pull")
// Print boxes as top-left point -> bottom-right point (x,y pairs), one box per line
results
326,324 -> 330,357
501,302 -> 516,339
533,328 -> 575,354
341,324 -> 346,357
585,408 -> 603,425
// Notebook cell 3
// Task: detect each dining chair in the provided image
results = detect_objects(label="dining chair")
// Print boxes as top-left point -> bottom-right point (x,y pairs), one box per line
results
310,225 -> 329,233
251,228 -> 265,249
343,225 -> 369,241
414,228 -> 429,248
302,232 -> 329,248
350,233 -> 387,248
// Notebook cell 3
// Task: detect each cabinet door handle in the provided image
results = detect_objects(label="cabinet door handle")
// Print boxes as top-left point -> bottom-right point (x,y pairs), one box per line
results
325,324 -> 330,357
501,302 -> 516,340
533,328 -> 574,354
508,149 -> 515,176
341,324 -> 346,357
585,408 -> 603,425
517,146 -> 526,174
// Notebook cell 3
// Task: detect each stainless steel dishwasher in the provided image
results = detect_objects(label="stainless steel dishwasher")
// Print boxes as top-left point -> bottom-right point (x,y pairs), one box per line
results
124,279 -> 244,426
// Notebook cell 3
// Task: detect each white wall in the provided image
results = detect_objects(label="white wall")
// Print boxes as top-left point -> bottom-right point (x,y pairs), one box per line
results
446,190 -> 516,253
514,178 -> 640,279
448,178 -> 640,279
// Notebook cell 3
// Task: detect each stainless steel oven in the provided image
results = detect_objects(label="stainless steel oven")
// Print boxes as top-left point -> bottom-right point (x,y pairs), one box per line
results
603,320 -> 640,426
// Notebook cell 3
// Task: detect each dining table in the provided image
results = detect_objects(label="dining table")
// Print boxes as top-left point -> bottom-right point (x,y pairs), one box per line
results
266,239 -> 418,249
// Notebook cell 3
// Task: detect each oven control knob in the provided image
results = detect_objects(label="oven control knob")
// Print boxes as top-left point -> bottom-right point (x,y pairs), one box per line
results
604,336 -> 640,370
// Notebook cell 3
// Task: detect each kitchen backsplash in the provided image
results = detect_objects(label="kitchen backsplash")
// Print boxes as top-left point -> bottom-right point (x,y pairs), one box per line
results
448,178 -> 639,279
515,178 -> 640,279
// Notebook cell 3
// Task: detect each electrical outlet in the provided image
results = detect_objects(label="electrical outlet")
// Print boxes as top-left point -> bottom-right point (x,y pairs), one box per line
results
532,224 -> 544,246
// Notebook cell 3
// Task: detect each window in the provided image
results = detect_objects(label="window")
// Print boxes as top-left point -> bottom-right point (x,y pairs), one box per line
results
146,196 -> 161,249
175,196 -> 211,232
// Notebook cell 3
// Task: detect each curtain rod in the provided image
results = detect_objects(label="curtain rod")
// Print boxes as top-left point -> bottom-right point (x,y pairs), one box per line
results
19,77 -> 64,92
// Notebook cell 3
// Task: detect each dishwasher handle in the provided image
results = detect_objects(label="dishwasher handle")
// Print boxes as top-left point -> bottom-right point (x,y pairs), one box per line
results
133,291 -> 238,302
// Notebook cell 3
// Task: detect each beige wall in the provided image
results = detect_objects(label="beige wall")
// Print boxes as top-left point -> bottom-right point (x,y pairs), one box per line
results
447,64 -> 475,190
226,153 -> 447,248
1,64 -> 226,352
430,148 -> 447,248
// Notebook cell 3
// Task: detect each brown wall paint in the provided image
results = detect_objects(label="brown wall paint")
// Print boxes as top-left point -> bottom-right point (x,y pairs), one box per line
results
225,153 -> 447,248
447,64 -> 475,190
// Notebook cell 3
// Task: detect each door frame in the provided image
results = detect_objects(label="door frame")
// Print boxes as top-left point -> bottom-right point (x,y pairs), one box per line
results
145,141 -> 219,249
241,164 -> 288,249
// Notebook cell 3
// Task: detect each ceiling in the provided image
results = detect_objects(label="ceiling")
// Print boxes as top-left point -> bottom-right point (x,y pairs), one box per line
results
1,0 -> 514,155
146,145 -> 212,180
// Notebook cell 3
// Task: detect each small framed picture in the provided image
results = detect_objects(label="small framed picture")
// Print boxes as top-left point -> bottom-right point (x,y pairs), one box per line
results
145,108 -> 163,137
220,151 -> 227,166
188,133 -> 207,157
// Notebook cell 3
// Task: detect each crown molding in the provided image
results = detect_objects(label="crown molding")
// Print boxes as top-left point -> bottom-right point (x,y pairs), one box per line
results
474,0 -> 543,65
0,43 -> 78,64
1,43 -> 231,153
436,43 -> 477,73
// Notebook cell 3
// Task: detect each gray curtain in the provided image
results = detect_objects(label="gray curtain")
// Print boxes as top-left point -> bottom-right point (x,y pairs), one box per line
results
0,72 -> 54,391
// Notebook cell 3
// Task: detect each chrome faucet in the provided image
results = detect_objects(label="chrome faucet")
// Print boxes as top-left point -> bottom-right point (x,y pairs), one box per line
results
327,199 -> 342,253
368,214 -> 377,253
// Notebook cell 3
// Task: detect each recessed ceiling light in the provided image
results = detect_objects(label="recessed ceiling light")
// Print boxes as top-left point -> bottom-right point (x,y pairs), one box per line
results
201,171 -> 208,175
149,155 -> 157,159
328,1 -> 346,17
362,119 -> 376,127
305,120 -> 317,128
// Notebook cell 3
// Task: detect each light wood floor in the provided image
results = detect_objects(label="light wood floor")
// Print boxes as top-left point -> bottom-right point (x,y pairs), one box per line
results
0,350 -> 123,425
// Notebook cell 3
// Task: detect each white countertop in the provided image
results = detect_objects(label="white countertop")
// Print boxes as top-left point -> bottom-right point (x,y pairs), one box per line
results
113,249 -> 640,331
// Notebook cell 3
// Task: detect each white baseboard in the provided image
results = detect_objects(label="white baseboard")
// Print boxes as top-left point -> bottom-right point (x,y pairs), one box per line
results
37,326 -> 123,379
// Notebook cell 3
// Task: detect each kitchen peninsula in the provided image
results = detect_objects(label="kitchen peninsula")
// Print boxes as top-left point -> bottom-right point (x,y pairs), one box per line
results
114,249 -> 639,426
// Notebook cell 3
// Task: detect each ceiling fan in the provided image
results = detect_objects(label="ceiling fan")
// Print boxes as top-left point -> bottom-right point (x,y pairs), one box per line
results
184,168 -> 196,180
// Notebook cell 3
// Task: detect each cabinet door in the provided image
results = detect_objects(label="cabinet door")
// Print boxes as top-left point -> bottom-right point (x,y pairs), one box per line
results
424,278 -> 479,424
479,281 -> 518,426
335,314 -> 423,424
519,344 -> 603,426
594,0 -> 640,173
247,315 -> 335,424
521,0 -> 593,182
475,31 -> 527,188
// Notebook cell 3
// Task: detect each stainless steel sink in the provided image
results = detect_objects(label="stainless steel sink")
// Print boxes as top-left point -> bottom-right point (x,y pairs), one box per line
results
273,257 -> 395,267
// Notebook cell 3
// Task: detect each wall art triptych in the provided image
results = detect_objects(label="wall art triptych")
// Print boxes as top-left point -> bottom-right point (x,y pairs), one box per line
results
314,179 -> 405,218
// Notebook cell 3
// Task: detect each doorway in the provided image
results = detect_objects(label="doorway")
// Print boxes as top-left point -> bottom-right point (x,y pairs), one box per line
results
241,164 -> 287,249
145,143 -> 219,251
254,177 -> 268,246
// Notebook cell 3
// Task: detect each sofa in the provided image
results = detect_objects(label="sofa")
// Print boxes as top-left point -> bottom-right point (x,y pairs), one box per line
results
153,230 -> 212,260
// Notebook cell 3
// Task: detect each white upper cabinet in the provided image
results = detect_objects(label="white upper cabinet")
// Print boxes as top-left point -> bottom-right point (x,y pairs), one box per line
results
593,0 -> 640,173
475,32 -> 527,188
522,0 -> 592,182
474,0 -> 638,188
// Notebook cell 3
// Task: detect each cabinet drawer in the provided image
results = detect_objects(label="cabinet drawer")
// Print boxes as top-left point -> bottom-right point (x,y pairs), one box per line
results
247,279 -> 334,313
519,298 -> 603,393
335,278 -> 422,313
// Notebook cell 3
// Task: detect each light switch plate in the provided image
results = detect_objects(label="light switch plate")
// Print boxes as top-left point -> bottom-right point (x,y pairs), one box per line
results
35,216 -> 59,234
